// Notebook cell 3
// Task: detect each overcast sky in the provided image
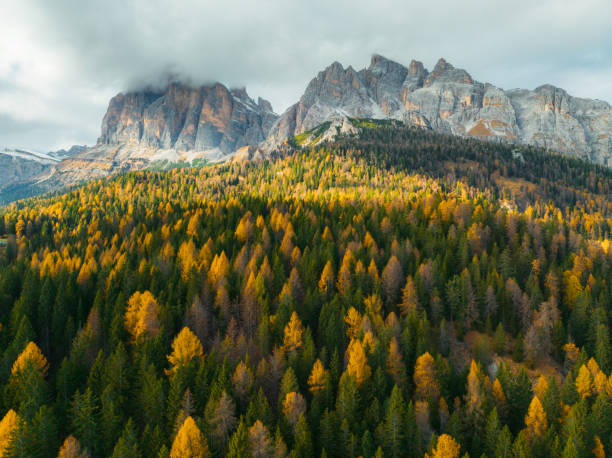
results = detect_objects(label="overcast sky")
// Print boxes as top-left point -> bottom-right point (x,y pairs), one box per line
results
1,0 -> 611,151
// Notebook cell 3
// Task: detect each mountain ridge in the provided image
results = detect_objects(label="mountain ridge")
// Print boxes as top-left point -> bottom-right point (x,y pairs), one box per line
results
2,53 -> 612,205
265,55 -> 612,166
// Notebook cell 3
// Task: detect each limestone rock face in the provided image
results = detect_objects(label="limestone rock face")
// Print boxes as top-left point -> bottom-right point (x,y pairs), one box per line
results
99,82 -> 277,156
265,55 -> 612,166
26,81 -> 279,192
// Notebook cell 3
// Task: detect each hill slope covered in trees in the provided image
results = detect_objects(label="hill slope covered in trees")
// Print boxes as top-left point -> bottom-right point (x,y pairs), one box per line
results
0,125 -> 611,457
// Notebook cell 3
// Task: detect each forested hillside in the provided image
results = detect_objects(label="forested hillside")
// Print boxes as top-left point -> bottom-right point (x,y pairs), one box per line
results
0,125 -> 611,457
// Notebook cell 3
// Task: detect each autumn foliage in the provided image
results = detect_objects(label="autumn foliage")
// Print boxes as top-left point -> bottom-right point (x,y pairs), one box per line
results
124,290 -> 161,340
0,123 -> 610,456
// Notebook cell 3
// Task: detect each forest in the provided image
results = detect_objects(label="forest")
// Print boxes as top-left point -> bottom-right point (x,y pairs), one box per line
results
0,123 -> 611,457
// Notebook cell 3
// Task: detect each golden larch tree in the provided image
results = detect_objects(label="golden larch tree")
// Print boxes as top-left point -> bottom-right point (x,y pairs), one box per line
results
57,435 -> 89,458
344,307 -> 362,339
12,341 -> 48,376
208,251 -> 230,290
426,434 -> 461,458
399,275 -> 419,315
533,376 -> 548,401
587,357 -> 600,377
592,436 -> 605,458
170,416 -> 209,458
0,409 -> 19,457
279,224 -> 295,259
282,392 -> 306,426
575,364 -> 593,399
524,396 -> 547,439
414,352 -> 440,401
318,261 -> 335,297
346,338 -> 371,386
178,239 -> 198,280
336,250 -> 354,296
465,360 -> 483,417
283,312 -> 304,353
307,359 -> 328,394
492,378 -> 507,413
125,291 -> 160,341
593,371 -> 607,396
166,327 -> 204,375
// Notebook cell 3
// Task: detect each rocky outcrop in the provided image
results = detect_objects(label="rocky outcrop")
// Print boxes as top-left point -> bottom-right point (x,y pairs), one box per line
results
266,55 -> 612,166
99,82 -> 277,157
39,81 -> 279,189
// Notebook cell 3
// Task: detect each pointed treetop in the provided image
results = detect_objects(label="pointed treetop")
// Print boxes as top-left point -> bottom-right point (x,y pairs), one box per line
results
11,341 -> 48,376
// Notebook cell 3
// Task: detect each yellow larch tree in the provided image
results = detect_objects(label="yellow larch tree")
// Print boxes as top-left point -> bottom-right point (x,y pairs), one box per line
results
124,291 -> 161,341
524,396 -> 547,439
399,275 -> 419,315
344,307 -> 362,339
208,251 -> 230,290
318,261 -> 335,297
307,359 -> 328,394
426,434 -> 461,458
346,338 -> 371,386
234,212 -> 253,243
593,371 -> 607,395
178,239 -> 198,280
414,352 -> 440,401
465,360 -> 483,417
563,342 -> 579,366
282,392 -> 306,426
493,378 -> 507,414
575,364 -> 593,399
279,223 -> 295,259
166,327 -> 204,376
0,409 -> 19,457
367,258 -> 380,288
593,436 -> 605,458
170,416 -> 209,458
336,250 -> 353,297
12,341 -> 48,376
57,435 -> 89,458
533,376 -> 548,401
283,312 -> 304,353
587,357 -> 600,377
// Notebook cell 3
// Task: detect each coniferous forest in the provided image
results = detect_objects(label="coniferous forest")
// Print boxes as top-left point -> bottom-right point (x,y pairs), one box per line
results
0,124 -> 611,457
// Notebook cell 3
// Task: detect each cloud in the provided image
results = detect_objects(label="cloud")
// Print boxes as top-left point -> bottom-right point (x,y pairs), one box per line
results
1,0 -> 612,150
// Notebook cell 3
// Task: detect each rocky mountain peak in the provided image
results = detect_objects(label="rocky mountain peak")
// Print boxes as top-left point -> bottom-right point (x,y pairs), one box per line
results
370,54 -> 386,67
98,80 -> 277,157
369,54 -> 400,68
266,54 -> 612,166
230,86 -> 250,100
257,97 -> 274,113
408,60 -> 427,76
432,57 -> 453,74
367,54 -> 408,78
425,58 -> 473,85
534,84 -> 567,96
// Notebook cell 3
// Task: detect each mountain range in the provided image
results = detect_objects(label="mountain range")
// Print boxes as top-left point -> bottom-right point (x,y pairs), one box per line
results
2,54 -> 611,203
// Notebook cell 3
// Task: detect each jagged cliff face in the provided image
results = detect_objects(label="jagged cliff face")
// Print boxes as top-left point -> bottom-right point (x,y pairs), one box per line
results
43,82 -> 278,188
266,55 -> 612,166
99,82 -> 277,156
